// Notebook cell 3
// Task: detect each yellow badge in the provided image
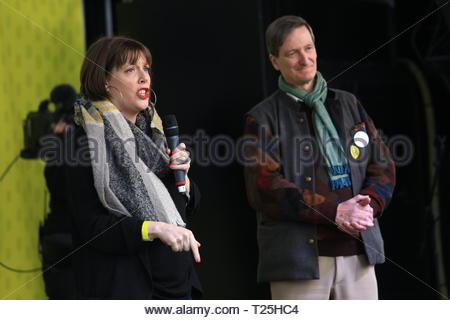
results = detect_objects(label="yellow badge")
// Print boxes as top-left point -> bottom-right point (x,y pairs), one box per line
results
350,145 -> 360,159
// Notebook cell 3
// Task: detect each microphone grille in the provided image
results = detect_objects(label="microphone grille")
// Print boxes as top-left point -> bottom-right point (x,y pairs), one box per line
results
162,114 -> 179,137
162,114 -> 177,128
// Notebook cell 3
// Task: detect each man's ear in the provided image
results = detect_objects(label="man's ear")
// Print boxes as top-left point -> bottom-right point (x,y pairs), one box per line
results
269,54 -> 280,71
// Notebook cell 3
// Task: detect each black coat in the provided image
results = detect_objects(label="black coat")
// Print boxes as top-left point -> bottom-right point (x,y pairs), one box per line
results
63,126 -> 202,299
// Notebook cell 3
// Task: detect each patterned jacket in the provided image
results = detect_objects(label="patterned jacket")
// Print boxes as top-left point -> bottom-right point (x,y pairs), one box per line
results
243,89 -> 396,282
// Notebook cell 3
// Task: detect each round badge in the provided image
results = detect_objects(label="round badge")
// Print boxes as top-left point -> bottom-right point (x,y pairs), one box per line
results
350,145 -> 360,159
353,130 -> 369,148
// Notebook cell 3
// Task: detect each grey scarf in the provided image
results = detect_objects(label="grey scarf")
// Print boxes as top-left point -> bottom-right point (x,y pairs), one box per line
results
74,98 -> 185,226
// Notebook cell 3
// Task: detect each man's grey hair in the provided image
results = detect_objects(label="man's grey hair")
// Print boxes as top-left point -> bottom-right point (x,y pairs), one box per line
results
265,15 -> 315,57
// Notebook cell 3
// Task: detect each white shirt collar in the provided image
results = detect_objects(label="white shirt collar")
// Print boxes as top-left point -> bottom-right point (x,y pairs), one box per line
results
285,92 -> 304,103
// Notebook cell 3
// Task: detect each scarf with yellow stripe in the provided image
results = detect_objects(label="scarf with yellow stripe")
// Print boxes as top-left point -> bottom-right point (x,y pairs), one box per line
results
74,97 -> 185,226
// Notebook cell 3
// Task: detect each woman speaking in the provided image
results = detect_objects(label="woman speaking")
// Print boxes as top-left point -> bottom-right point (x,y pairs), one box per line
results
65,36 -> 202,299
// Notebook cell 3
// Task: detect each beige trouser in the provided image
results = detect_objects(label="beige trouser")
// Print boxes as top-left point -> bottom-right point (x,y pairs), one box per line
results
270,255 -> 378,300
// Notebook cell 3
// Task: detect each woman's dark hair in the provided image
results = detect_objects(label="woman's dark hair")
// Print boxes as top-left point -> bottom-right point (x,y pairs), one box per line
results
80,36 -> 152,101
266,15 -> 315,57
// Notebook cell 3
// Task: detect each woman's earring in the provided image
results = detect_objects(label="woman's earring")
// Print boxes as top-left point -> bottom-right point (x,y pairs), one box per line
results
150,89 -> 157,107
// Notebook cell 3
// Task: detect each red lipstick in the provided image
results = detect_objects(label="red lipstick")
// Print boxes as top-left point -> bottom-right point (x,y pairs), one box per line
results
136,88 -> 150,99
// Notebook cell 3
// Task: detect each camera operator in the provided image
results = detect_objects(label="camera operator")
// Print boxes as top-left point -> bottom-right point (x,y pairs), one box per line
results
39,84 -> 78,299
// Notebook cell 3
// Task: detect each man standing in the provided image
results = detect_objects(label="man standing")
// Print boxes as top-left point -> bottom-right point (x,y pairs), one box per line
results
244,16 -> 395,299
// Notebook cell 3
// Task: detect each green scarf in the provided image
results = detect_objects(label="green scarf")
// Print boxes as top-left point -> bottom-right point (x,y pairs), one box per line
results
278,73 -> 351,190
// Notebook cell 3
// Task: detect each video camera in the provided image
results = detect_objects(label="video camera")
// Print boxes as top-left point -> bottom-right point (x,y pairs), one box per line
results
21,84 -> 77,159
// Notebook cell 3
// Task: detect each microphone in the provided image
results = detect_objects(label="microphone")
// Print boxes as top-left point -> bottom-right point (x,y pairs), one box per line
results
162,114 -> 186,193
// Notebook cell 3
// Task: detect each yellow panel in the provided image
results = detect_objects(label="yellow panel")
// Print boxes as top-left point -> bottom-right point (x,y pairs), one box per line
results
0,0 -> 85,299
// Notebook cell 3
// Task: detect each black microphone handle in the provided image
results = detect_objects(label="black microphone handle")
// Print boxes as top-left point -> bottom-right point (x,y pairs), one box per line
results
166,135 -> 186,193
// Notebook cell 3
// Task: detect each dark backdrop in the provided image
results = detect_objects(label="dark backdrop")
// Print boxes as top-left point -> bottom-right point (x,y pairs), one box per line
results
83,0 -> 450,299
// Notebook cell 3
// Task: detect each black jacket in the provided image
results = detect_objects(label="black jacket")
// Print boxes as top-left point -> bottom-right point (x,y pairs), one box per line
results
63,126 -> 202,299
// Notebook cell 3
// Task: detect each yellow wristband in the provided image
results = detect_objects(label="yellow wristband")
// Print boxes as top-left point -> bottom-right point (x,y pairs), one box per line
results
142,221 -> 152,241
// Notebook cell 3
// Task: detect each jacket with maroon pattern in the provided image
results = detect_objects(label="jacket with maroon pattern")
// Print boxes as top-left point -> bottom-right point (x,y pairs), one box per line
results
243,89 -> 395,282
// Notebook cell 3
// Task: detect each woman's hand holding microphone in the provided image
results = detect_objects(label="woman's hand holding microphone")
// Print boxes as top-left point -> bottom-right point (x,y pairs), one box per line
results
168,143 -> 191,192
147,143 -> 200,262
